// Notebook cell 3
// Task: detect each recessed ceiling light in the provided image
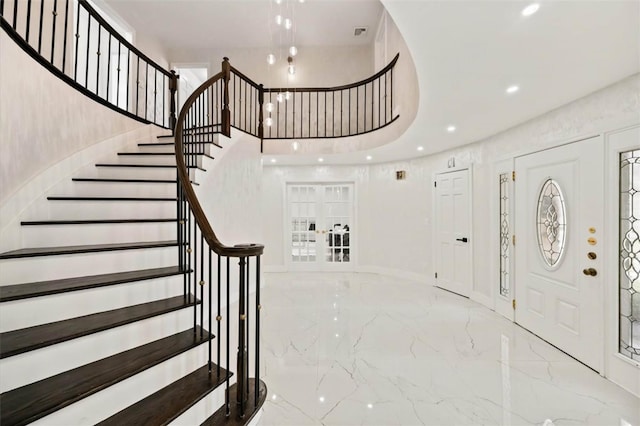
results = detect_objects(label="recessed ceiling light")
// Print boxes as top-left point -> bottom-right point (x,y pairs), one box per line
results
366,155 -> 372,160
270,158 -> 277,163
522,3 -> 540,17
417,146 -> 424,151
506,85 -> 520,94
447,125 -> 456,133
318,158 -> 324,162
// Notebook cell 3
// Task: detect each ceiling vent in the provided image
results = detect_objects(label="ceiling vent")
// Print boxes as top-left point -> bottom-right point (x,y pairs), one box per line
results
354,27 -> 368,37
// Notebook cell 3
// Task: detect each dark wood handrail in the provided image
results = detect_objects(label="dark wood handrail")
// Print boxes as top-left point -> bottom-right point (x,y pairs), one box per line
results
264,53 -> 399,93
174,71 -> 264,258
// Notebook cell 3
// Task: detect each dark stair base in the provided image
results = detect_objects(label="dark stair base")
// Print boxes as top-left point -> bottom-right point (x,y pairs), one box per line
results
0,240 -> 180,260
201,379 -> 267,426
98,363 -> 230,426
0,327 -> 212,426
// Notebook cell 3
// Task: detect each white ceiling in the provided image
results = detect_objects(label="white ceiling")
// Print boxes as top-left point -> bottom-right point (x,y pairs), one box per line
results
103,0 -> 640,165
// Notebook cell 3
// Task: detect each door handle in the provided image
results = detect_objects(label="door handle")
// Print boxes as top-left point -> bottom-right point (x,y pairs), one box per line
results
456,237 -> 469,243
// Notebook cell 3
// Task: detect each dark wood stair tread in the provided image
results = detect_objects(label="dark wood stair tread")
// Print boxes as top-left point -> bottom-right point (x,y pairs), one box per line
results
201,379 -> 267,426
0,240 -> 180,259
119,152 -> 214,160
0,327 -> 212,426
73,178 -> 177,184
96,163 -> 206,171
142,141 -> 222,149
21,218 -> 177,225
0,294 -> 199,359
0,266 -> 188,302
47,196 -> 177,202
98,364 -> 229,426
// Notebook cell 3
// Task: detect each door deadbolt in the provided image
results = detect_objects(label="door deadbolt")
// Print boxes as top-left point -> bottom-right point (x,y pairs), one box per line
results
582,268 -> 597,277
587,252 -> 597,260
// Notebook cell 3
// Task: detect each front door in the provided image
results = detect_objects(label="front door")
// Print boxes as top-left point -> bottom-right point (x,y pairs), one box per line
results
514,136 -> 604,371
434,169 -> 472,297
287,183 -> 354,270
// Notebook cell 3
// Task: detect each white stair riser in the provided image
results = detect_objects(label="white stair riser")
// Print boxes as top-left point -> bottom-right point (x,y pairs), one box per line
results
0,247 -> 179,285
22,199 -> 176,221
31,345 -> 218,426
139,143 -> 214,157
94,165 -> 179,180
21,222 -> 177,246
0,275 -> 186,332
0,310 -> 198,393
68,181 -> 177,198
114,154 -> 178,166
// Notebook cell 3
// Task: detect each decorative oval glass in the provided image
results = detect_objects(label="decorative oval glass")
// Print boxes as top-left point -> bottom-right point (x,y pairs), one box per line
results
536,179 -> 567,268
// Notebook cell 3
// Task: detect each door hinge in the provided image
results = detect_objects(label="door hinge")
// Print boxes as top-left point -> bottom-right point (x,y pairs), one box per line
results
434,181 -> 437,188
512,235 -> 516,246
435,272 -> 438,279
512,299 -> 516,310
512,171 -> 516,181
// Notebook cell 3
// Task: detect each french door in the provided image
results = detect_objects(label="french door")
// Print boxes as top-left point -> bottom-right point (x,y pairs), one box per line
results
287,183 -> 354,270
514,136 -> 604,372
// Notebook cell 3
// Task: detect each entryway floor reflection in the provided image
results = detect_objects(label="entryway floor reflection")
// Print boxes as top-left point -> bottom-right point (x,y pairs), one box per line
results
258,272 -> 639,426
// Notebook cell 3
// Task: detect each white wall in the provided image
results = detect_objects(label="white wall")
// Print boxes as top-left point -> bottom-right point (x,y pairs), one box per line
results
0,30 -> 148,204
261,73 -> 640,296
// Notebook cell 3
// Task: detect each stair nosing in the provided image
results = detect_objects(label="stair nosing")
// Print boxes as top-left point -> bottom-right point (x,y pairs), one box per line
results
0,240 -> 180,259
0,294 -> 200,359
0,266 -> 189,302
72,178 -> 177,184
0,327 -> 213,426
21,218 -> 177,225
95,163 -> 206,171
46,196 -> 177,202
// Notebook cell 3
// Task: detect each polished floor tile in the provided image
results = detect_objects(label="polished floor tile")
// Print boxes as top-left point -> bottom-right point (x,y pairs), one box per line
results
257,272 -> 640,426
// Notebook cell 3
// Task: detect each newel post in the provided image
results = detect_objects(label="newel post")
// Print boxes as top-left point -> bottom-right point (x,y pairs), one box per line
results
258,84 -> 264,153
222,57 -> 231,137
169,70 -> 179,134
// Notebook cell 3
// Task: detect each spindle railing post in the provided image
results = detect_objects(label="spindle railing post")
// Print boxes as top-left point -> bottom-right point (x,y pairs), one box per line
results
258,84 -> 264,152
222,57 -> 231,137
236,256 -> 248,417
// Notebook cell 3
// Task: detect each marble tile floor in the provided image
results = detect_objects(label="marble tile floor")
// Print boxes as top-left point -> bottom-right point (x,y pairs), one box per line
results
256,272 -> 640,426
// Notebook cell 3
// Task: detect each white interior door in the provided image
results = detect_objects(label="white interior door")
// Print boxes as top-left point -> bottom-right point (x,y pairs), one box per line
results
434,169 -> 472,297
515,136 -> 604,372
287,183 -> 353,270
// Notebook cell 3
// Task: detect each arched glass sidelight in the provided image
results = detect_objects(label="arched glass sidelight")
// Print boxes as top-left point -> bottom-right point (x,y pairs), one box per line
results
536,179 -> 567,269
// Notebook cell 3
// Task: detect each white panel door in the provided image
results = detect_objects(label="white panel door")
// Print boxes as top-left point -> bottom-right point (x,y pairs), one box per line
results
435,169 -> 471,297
515,137 -> 604,371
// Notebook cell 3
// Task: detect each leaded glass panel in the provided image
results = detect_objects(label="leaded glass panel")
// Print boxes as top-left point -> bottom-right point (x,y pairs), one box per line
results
536,179 -> 567,268
499,173 -> 510,297
619,149 -> 640,361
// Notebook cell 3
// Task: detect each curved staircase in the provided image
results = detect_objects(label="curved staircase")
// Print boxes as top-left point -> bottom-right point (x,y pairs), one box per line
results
0,135 -> 266,425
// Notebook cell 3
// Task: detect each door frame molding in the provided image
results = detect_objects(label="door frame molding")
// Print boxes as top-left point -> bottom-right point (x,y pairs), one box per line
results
432,165 -> 474,298
283,181 -> 357,272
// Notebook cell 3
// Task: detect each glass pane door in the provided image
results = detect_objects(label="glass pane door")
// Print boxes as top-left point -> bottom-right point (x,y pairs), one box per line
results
287,183 -> 353,269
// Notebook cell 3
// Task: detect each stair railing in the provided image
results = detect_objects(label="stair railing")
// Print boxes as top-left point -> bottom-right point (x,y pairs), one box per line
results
0,0 -> 176,128
175,60 -> 265,419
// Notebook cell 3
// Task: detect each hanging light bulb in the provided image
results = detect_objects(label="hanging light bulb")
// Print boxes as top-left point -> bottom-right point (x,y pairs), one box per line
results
289,46 -> 298,57
264,102 -> 274,112
285,91 -> 291,100
267,54 -> 276,65
288,64 -> 296,75
284,18 -> 292,30
265,117 -> 273,127
292,141 -> 300,151
275,15 -> 283,25
276,93 -> 284,103
275,0 -> 282,4
298,0 -> 305,3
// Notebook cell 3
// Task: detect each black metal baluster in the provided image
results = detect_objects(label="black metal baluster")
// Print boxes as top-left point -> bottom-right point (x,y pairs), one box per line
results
200,232 -> 204,338
25,0 -> 31,43
116,42 -> 121,106
217,254 -> 221,376
391,67 -> 394,118
364,83 -> 367,132
384,71 -> 388,124
226,256 -> 230,416
73,3 -> 80,80
340,90 -> 344,136
125,49 -> 130,111
135,56 -> 140,115
292,89 -> 296,138
276,93 -> 280,139
95,24 -> 101,95
255,255 -> 261,406
378,77 -> 381,127
61,0 -> 69,73
208,248 -> 212,367
316,92 -> 319,137
187,206 -> 192,303
11,0 -> 17,29
49,0 -> 60,62
1,0 -> 5,19
162,73 -> 166,127
144,62 -> 149,120
238,256 -> 246,417
349,88 -> 352,134
106,34 -> 111,102
84,14 -> 90,88
246,257 -> 250,398
285,90 -> 288,138
324,91 -> 327,137
37,0 -> 44,53
356,86 -> 360,133
154,69 -> 158,124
